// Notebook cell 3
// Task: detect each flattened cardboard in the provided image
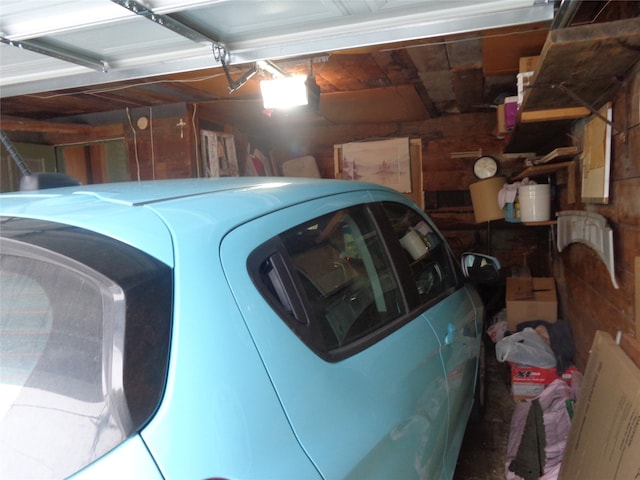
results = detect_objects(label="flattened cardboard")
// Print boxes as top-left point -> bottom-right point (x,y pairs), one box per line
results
506,277 -> 557,330
558,331 -> 640,480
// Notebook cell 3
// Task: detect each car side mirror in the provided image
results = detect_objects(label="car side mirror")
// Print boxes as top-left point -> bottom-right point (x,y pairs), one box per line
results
460,252 -> 501,284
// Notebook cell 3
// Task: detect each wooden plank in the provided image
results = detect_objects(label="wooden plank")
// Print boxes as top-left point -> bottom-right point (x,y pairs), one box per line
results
409,138 -> 424,209
423,170 -> 471,191
520,107 -> 590,123
450,67 -> 484,113
511,160 -> 573,181
636,257 -> 640,337
533,146 -> 580,165
481,23 -> 548,76
1,115 -> 103,134
522,17 -> 640,112
567,161 -> 576,205
620,333 -> 640,370
322,86 -> 429,124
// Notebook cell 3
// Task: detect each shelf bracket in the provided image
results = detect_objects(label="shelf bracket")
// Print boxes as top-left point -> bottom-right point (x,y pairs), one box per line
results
557,210 -> 619,289
553,83 -> 623,136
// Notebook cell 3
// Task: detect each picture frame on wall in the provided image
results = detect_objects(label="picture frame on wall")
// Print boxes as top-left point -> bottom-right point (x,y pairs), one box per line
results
201,130 -> 238,177
338,137 -> 412,193
581,102 -> 612,204
334,137 -> 424,209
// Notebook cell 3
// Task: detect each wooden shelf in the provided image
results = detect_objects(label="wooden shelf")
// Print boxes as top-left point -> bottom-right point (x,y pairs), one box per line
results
522,220 -> 557,227
511,160 -> 573,181
505,17 -> 640,154
511,160 -> 577,205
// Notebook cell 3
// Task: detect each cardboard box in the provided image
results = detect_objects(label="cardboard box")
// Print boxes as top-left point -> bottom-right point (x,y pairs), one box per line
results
511,363 -> 577,402
558,331 -> 640,479
519,55 -> 540,73
506,277 -> 557,330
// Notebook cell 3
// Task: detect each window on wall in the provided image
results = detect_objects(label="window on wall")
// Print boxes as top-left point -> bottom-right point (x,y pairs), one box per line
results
58,140 -> 129,184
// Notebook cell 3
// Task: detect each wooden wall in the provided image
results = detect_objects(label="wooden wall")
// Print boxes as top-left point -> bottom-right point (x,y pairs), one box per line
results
265,111 -> 550,271
553,60 -> 640,369
122,104 -> 197,180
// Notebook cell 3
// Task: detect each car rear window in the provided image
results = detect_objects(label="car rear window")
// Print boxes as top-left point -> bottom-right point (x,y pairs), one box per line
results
0,217 -> 172,479
251,204 -> 407,359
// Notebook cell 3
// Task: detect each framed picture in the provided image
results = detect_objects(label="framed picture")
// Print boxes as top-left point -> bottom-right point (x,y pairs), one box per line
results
334,137 -> 423,209
338,138 -> 412,193
200,130 -> 238,177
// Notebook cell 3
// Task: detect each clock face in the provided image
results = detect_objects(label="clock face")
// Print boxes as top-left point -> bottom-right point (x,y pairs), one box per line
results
473,156 -> 498,179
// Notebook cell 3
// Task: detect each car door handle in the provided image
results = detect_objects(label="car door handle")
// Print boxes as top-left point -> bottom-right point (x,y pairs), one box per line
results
445,323 -> 456,345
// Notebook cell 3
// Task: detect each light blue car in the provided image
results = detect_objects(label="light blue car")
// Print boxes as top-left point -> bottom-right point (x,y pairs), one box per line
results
0,177 -> 498,479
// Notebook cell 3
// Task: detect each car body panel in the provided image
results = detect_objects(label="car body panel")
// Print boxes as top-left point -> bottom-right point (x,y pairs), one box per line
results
423,288 -> 481,477
0,178 -> 376,266
220,191 -> 453,479
69,436 -> 164,480
0,177 -> 486,479
131,194 -> 322,479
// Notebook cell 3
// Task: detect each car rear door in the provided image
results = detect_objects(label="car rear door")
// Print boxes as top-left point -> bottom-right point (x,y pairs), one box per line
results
376,200 -> 482,478
220,192 -> 450,480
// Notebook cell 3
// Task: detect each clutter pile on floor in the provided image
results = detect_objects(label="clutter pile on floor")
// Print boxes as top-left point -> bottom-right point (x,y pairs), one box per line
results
489,311 -> 580,480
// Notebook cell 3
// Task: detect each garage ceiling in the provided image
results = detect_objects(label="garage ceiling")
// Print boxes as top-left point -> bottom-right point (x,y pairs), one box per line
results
0,1 -> 554,92
1,1 -> 633,138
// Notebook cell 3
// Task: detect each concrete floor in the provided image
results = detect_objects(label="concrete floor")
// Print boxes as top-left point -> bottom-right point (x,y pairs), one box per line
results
454,344 -> 515,480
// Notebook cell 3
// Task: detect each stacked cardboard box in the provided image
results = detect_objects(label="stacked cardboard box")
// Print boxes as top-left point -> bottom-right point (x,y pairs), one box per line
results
506,277 -> 558,331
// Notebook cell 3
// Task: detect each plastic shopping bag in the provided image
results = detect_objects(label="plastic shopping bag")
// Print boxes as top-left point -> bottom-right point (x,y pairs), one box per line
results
496,328 -> 556,368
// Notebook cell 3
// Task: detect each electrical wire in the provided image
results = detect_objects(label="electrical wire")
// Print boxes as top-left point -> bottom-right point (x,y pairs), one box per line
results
191,103 -> 201,178
149,106 -> 155,180
125,107 -> 141,182
27,72 -> 228,100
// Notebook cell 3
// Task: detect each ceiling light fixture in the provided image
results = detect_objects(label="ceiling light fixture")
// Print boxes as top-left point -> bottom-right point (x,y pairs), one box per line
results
215,45 -> 320,110
259,59 -> 320,111
260,75 -> 308,109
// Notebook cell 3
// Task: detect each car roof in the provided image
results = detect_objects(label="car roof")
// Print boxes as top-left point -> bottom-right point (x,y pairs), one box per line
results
0,177 -> 374,207
0,177 -> 388,265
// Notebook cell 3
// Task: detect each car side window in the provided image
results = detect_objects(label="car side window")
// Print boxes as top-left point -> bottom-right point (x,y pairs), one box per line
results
0,220 -> 172,480
253,205 -> 406,357
380,202 -> 458,306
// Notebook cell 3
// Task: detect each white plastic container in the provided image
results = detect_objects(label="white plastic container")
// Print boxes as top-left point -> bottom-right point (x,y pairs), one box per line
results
518,184 -> 550,222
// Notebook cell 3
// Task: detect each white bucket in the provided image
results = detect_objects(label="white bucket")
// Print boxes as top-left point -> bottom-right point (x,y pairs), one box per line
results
518,184 -> 551,222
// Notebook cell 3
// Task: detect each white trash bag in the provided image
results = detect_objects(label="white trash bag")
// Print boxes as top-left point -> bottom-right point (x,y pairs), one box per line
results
496,327 -> 556,368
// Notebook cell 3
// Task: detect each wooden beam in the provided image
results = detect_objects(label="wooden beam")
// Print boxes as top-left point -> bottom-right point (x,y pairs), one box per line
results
520,107 -> 590,123
636,256 -> 640,338
1,115 -> 97,134
567,161 -> 576,205
1,116 -> 124,145
620,332 -> 640,370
